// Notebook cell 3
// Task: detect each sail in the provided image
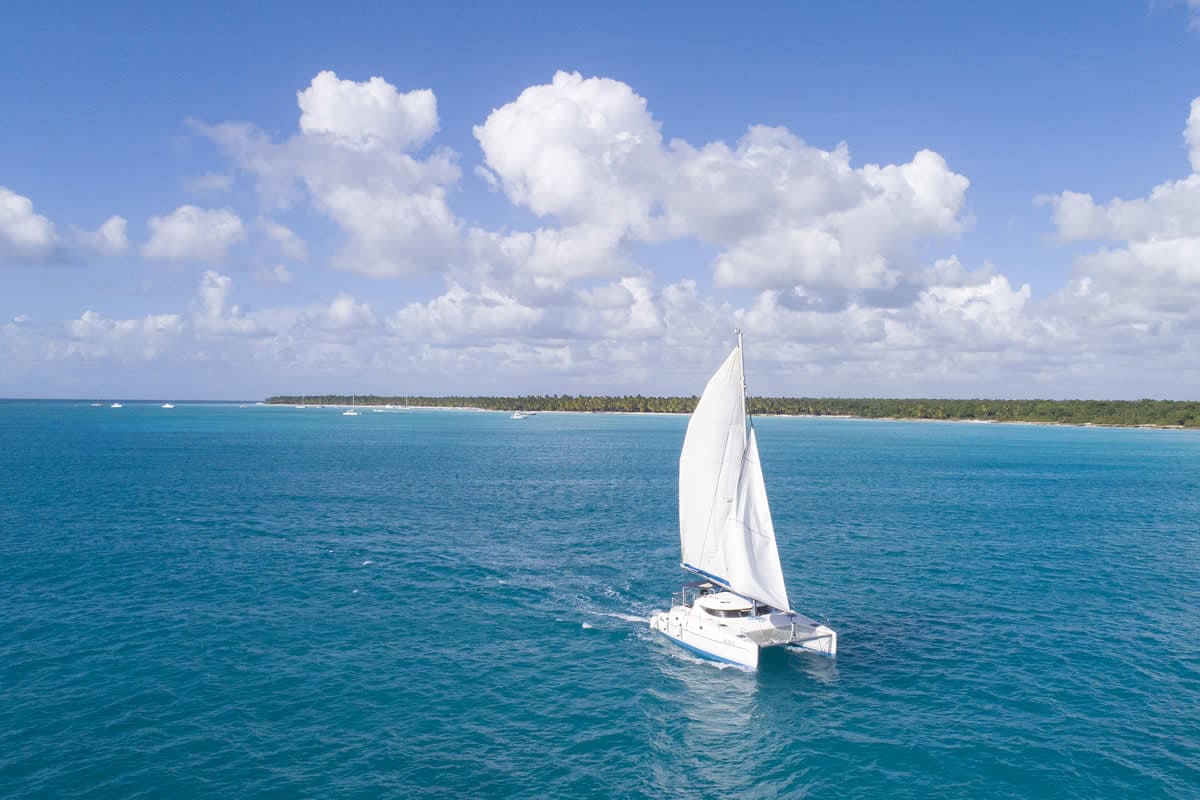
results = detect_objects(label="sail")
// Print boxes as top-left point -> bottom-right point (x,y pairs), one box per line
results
679,345 -> 745,585
725,428 -> 790,611
678,343 -> 791,611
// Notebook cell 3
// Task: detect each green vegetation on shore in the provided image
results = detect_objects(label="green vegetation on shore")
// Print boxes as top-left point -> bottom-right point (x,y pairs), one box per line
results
265,395 -> 1200,428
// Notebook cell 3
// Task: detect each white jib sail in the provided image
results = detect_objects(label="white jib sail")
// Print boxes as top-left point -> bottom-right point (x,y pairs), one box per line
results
725,427 -> 790,612
678,343 -> 791,611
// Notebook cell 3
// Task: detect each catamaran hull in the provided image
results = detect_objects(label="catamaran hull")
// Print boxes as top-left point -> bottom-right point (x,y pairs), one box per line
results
651,610 -> 761,669
650,606 -> 837,670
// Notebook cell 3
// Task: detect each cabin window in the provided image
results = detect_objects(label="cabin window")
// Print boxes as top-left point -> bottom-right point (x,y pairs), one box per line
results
704,607 -> 750,618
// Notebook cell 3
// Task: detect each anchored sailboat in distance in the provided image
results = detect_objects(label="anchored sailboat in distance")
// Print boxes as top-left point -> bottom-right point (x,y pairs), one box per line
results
651,331 -> 836,669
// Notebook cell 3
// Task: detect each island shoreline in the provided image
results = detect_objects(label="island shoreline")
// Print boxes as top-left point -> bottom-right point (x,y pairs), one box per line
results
263,397 -> 1198,430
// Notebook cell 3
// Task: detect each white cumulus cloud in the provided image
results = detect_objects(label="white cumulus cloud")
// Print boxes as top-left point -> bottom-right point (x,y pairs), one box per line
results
75,70 -> 1187,399
202,71 -> 458,278
143,205 -> 247,262
391,285 -> 542,343
298,70 -> 438,151
473,71 -> 969,296
1,187 -> 131,263
1038,96 -> 1200,342
0,187 -> 59,263
673,134 -> 969,292
474,71 -> 662,229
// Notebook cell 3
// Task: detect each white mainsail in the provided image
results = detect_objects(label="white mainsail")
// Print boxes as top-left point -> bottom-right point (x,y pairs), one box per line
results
678,339 -> 791,612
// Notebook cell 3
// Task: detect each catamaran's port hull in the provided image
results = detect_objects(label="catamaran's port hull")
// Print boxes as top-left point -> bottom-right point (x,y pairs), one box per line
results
650,606 -> 837,670
652,611 -> 761,669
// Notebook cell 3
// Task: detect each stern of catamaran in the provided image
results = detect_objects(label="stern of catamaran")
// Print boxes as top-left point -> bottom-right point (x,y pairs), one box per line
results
794,624 -> 837,657
740,611 -> 837,656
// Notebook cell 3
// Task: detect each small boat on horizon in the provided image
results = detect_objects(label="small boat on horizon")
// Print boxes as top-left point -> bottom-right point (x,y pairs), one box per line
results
343,395 -> 359,416
510,410 -> 531,419
650,331 -> 836,670
161,403 -> 175,409
110,402 -> 123,408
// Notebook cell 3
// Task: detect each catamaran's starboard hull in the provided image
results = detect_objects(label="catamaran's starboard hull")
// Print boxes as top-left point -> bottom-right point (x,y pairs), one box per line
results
650,605 -> 837,670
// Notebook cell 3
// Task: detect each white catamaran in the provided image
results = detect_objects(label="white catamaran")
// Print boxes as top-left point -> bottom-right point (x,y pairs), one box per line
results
651,331 -> 836,669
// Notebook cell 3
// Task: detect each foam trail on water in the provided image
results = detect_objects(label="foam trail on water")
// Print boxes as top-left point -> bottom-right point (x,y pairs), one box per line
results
591,612 -> 649,624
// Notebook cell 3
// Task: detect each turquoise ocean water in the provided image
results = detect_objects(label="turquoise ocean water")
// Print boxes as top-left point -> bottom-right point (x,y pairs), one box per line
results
1,401 -> 1197,798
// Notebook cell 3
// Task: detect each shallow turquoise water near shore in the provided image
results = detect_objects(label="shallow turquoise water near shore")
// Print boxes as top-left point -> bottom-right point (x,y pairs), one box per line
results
1,401 -> 1198,798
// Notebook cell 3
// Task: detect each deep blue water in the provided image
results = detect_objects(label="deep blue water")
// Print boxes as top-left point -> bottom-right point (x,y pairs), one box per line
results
1,401 -> 1198,798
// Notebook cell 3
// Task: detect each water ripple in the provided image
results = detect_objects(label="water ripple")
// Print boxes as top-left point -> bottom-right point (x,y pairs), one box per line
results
0,403 -> 1196,798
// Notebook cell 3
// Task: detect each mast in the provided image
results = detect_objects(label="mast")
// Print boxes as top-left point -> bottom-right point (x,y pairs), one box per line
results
736,328 -> 746,420
734,328 -> 752,613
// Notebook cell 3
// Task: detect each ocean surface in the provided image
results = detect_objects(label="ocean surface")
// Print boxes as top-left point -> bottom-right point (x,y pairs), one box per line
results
1,401 -> 1197,799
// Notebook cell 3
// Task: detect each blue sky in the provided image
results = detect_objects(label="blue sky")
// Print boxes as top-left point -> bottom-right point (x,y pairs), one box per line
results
3,2 -> 1200,399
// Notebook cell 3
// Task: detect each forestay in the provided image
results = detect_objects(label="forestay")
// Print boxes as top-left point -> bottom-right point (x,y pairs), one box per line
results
677,343 -> 791,612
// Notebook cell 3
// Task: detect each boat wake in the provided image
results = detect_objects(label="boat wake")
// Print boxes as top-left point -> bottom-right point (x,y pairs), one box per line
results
660,644 -> 748,671
592,611 -> 650,624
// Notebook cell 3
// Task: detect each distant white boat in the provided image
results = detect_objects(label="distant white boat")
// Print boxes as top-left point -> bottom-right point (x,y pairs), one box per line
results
650,331 -> 836,669
110,402 -> 123,408
161,403 -> 175,409
295,394 -> 307,409
255,402 -> 266,406
343,395 -> 359,416
511,410 -> 530,419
